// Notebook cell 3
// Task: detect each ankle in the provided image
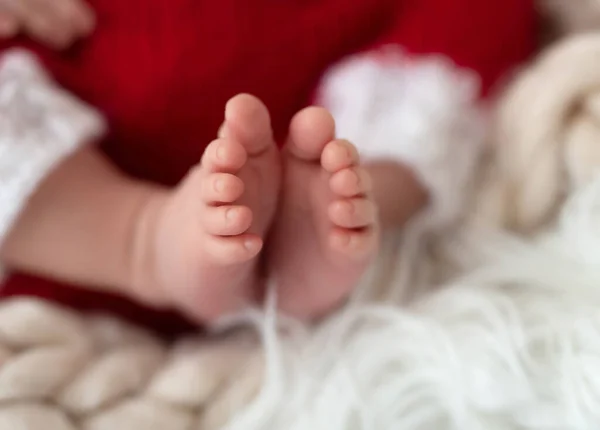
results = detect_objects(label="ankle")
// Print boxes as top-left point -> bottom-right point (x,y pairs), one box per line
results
366,161 -> 428,229
124,183 -> 171,308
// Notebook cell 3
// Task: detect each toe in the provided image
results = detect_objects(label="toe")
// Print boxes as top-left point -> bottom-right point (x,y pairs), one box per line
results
329,167 -> 372,197
321,139 -> 359,173
203,205 -> 253,236
328,198 -> 377,229
329,227 -> 378,261
222,94 -> 274,155
287,106 -> 336,161
206,234 -> 263,263
202,138 -> 247,173
202,173 -> 244,204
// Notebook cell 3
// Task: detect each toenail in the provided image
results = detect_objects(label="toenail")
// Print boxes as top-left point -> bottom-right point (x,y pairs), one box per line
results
244,239 -> 259,251
225,207 -> 236,220
214,178 -> 224,192
345,143 -> 361,163
337,143 -> 352,161
345,146 -> 352,160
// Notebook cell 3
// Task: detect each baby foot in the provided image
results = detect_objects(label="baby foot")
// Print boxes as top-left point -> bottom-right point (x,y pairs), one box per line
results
134,94 -> 280,323
268,107 -> 379,319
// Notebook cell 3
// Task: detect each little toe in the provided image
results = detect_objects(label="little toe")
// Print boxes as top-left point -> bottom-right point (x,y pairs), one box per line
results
202,138 -> 247,173
321,139 -> 359,173
202,173 -> 244,204
222,94 -> 274,155
328,198 -> 377,229
203,205 -> 253,236
329,227 -> 378,261
329,167 -> 372,198
207,234 -> 263,264
286,106 -> 336,161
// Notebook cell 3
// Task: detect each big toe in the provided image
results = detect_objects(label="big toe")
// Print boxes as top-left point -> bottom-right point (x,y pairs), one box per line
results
287,106 -> 336,161
221,94 -> 274,155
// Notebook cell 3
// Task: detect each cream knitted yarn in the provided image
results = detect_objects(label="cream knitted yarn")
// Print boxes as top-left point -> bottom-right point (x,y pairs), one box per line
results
0,298 -> 264,430
475,32 -> 600,233
539,0 -> 600,36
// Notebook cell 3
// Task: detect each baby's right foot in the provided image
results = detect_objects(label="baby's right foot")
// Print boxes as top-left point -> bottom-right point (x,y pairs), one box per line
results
268,107 -> 379,320
131,95 -> 280,323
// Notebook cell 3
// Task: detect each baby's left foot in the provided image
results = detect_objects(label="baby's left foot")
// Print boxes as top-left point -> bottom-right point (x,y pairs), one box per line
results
268,107 -> 379,319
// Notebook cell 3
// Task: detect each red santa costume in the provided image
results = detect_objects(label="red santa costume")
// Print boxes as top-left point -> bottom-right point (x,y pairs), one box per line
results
0,0 -> 535,336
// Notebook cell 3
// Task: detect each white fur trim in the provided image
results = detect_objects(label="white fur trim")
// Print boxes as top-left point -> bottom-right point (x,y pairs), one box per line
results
0,50 -> 105,251
317,48 -> 486,229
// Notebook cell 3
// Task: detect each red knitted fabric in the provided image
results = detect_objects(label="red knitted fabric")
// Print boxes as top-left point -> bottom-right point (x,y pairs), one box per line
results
0,0 -> 535,336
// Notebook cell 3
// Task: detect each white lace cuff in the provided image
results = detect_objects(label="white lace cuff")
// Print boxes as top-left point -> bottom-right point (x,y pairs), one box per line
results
0,49 -> 106,246
317,48 -> 487,230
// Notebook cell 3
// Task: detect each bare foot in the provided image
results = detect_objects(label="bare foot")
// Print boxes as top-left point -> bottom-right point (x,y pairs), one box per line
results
268,107 -> 379,319
134,94 -> 280,323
